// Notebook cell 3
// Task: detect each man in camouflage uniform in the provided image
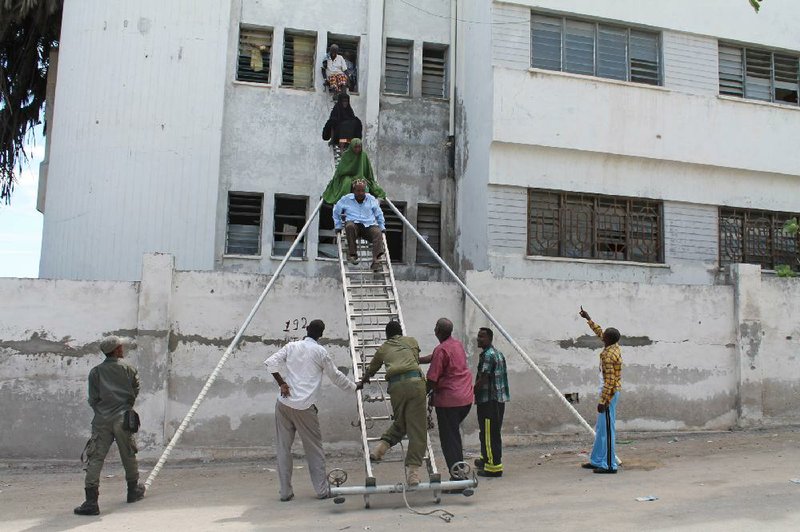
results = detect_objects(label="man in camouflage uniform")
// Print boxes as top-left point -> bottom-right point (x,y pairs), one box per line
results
74,336 -> 146,516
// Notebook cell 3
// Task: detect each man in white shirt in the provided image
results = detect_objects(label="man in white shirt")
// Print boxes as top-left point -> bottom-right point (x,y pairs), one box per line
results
264,319 -> 362,501
325,44 -> 349,94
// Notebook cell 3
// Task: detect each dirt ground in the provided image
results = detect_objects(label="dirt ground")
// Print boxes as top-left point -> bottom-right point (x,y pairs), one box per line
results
2,427 -> 799,531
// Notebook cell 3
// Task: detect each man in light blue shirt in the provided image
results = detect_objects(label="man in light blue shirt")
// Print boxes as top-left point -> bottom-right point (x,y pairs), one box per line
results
333,179 -> 386,271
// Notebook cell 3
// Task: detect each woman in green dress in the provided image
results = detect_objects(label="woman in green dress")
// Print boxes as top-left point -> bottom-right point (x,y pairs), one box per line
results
322,138 -> 386,204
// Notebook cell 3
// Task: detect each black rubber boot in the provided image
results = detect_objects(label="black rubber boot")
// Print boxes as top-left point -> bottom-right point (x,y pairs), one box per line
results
127,480 -> 146,503
73,487 -> 100,516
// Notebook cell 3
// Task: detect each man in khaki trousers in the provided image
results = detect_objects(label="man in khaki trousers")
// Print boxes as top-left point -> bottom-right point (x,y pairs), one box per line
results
264,320 -> 362,501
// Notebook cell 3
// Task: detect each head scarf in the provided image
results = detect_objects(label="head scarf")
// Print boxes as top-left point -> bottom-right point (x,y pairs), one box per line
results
322,138 -> 386,204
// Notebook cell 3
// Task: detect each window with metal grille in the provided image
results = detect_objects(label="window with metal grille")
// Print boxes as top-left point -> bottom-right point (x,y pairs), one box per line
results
326,33 -> 359,92
237,26 -> 272,83
318,204 -> 337,259
718,44 -> 799,105
416,204 -> 441,264
282,30 -> 316,89
719,208 -> 800,271
531,14 -> 661,86
384,39 -> 412,95
226,192 -> 263,255
528,189 -> 662,263
273,195 -> 307,258
381,202 -> 406,263
422,44 -> 448,99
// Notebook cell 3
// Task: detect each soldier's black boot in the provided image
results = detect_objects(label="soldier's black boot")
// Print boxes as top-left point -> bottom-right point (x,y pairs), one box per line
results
74,487 -> 100,515
127,480 -> 145,503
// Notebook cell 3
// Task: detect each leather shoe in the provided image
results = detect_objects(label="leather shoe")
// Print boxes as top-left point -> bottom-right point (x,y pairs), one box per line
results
581,462 -> 599,469
477,469 -> 502,477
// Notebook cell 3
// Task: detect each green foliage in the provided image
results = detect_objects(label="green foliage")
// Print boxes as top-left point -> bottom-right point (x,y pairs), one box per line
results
0,0 -> 63,205
783,217 -> 799,236
749,0 -> 764,12
775,265 -> 796,278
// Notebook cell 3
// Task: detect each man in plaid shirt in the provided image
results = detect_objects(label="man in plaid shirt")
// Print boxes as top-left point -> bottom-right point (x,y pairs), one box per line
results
473,327 -> 510,477
579,307 -> 622,474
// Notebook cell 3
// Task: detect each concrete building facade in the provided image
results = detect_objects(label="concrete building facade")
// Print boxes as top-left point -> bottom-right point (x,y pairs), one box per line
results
5,1 -> 799,458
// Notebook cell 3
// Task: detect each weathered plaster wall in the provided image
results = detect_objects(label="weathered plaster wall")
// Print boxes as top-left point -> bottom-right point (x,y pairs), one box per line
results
0,278 -> 140,458
463,270 -> 739,433
3,255 -> 798,459
164,270 -> 462,455
217,0 -> 454,282
757,277 -> 800,423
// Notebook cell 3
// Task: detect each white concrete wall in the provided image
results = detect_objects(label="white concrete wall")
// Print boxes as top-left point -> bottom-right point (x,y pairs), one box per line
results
463,270 -> 739,432
4,255 -> 799,459
759,277 -> 800,423
0,278 -> 140,458
514,0 -> 800,51
39,0 -> 232,281
217,0 -> 454,280
491,68 -> 800,180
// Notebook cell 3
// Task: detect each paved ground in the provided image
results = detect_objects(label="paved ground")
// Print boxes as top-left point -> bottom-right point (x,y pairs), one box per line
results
2,427 -> 799,531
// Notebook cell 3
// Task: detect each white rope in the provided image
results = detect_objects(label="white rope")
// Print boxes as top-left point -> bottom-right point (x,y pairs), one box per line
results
144,199 -> 325,489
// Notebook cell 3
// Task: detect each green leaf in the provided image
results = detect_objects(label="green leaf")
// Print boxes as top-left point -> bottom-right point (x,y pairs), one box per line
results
749,0 -> 762,12
783,217 -> 798,236
775,265 -> 796,278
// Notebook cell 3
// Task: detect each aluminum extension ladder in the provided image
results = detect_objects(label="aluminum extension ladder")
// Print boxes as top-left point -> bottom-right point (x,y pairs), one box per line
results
333,231 -> 443,508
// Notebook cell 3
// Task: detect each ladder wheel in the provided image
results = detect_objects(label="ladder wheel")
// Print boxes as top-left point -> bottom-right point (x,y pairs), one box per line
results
363,494 -> 371,508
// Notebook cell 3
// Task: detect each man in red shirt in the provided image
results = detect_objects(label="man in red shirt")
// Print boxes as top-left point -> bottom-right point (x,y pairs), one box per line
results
420,318 -> 473,481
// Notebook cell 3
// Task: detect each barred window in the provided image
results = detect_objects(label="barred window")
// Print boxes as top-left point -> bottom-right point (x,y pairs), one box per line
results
531,14 -> 661,86
237,26 -> 272,84
719,208 -> 800,271
226,192 -> 263,255
527,190 -> 662,263
718,44 -> 799,105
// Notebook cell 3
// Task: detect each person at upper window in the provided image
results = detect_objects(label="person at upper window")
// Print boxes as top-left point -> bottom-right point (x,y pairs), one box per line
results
344,51 -> 358,92
322,138 -> 385,205
324,44 -> 349,95
333,179 -> 385,271
322,93 -> 362,155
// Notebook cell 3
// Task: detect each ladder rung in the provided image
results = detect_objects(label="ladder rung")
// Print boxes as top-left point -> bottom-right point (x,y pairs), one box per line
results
363,396 -> 392,403
353,327 -> 390,332
365,415 -> 392,421
350,311 -> 397,317
349,298 -> 396,302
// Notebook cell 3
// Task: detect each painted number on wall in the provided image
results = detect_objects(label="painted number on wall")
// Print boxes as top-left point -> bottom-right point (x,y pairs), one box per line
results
284,317 -> 308,332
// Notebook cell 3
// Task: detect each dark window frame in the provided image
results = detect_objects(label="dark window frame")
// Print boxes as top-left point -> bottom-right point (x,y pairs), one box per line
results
317,203 -> 337,259
325,33 -> 360,93
422,43 -> 448,99
237,25 -> 273,84
282,29 -> 317,90
530,13 -> 662,86
719,207 -> 800,271
718,43 -> 800,106
226,191 -> 264,256
381,201 -> 406,263
416,203 -> 442,265
272,194 -> 308,258
384,38 -> 413,95
527,189 -> 663,264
